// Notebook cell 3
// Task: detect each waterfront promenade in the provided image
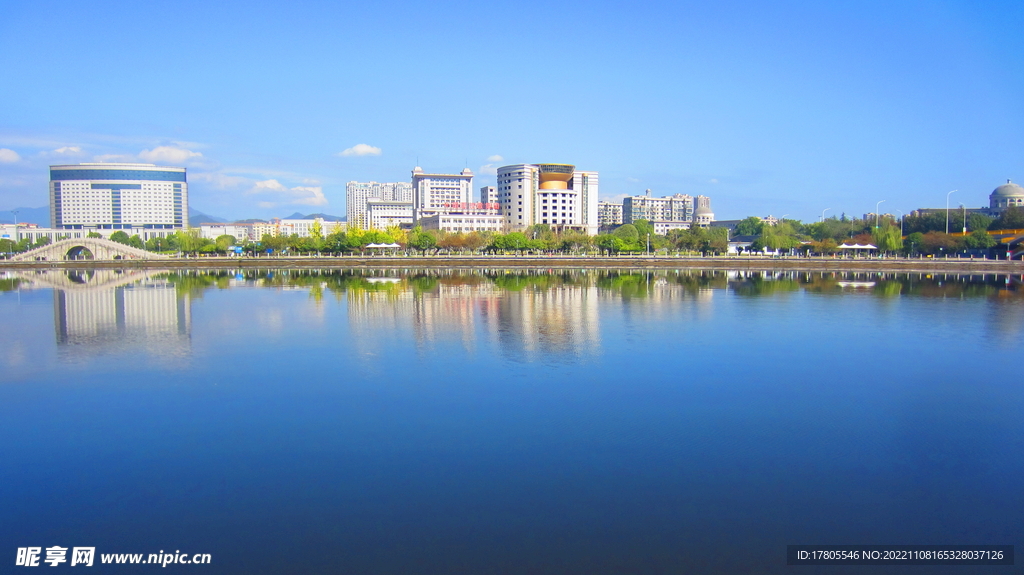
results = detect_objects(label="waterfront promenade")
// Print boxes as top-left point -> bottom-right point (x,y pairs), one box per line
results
2,253 -> 1022,274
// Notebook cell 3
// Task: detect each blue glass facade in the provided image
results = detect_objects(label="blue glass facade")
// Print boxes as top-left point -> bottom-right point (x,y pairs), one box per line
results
91,183 -> 142,190
51,169 -> 186,182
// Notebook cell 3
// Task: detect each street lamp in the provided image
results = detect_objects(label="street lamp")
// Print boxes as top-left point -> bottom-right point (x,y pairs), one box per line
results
821,208 -> 831,223
875,200 -> 885,229
893,209 -> 904,236
945,190 -> 957,234
960,204 -> 967,234
646,232 -> 650,255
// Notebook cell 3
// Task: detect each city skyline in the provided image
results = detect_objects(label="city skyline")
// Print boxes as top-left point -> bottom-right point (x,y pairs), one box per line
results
1,1 -> 1022,222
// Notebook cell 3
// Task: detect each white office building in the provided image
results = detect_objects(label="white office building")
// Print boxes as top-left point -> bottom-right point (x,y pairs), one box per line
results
49,163 -> 187,240
366,201 -> 414,229
496,164 -> 599,235
346,181 -> 413,229
479,186 -> 498,204
411,167 -> 474,221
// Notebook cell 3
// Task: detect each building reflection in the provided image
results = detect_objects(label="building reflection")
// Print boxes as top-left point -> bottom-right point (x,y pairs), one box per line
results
14,269 -> 192,359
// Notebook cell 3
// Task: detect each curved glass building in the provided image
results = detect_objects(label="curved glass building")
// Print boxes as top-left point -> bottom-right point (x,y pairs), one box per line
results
50,163 -> 187,238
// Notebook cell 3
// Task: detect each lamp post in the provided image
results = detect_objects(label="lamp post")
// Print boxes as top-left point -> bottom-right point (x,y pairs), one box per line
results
893,209 -> 904,236
11,210 -> 18,227
875,200 -> 885,229
945,190 -> 957,234
821,208 -> 831,223
960,204 -> 967,234
646,232 -> 650,255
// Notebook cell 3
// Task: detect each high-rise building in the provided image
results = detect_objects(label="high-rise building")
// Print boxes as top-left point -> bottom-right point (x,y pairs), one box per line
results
49,163 -> 187,240
411,167 -> 474,221
598,201 -> 623,227
622,190 -> 714,232
346,181 -> 413,229
479,186 -> 497,204
495,164 -> 599,234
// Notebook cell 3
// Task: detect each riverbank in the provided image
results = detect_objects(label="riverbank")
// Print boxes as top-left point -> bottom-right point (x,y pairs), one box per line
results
3,255 -> 1022,273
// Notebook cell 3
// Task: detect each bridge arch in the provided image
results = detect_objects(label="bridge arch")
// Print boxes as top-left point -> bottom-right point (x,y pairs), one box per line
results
11,237 -> 168,262
65,245 -> 95,260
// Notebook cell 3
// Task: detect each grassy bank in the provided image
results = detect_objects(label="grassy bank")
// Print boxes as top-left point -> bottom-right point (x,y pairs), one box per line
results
2,255 -> 1022,274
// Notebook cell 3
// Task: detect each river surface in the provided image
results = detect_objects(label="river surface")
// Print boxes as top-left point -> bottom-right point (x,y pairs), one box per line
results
1,268 -> 1021,574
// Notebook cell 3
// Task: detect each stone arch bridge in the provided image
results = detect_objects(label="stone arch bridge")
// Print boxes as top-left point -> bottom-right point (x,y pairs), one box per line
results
10,237 -> 168,262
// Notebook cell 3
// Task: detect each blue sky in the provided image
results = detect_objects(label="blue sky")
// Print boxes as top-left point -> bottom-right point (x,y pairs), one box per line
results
1,0 -> 1021,221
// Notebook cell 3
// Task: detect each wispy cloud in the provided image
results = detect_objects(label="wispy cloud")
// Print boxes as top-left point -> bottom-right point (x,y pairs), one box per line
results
478,164 -> 499,176
246,179 -> 327,206
487,154 -> 504,162
338,144 -> 382,157
139,146 -> 203,164
190,172 -> 252,189
0,148 -> 22,163
53,146 -> 82,155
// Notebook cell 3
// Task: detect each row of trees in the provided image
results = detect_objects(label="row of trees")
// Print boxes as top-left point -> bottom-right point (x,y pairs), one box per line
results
6,208 -> 1022,257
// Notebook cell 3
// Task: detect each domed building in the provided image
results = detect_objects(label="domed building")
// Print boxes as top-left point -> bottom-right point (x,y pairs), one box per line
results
990,180 -> 1024,212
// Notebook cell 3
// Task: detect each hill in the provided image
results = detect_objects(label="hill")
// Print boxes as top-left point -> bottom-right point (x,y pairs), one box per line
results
0,206 -> 50,226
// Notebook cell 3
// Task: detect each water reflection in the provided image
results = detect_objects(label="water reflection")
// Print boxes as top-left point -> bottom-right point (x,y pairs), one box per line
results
4,268 -> 1024,363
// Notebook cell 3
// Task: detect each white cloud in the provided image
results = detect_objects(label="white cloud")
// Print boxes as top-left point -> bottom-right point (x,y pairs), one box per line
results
258,201 -> 277,209
0,148 -> 21,163
626,177 -> 641,183
191,172 -> 252,189
291,186 -> 327,206
478,164 -> 499,176
92,153 -> 138,163
338,144 -> 382,157
139,146 -> 203,164
487,154 -> 504,162
247,179 -> 328,206
709,178 -> 719,184
53,146 -> 82,155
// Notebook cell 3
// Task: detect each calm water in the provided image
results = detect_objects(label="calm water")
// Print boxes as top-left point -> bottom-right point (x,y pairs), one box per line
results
1,268 -> 1022,574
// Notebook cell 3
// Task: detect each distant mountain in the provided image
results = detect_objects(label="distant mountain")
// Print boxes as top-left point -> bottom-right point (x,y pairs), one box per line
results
0,206 -> 50,226
234,218 -> 268,224
188,207 -> 227,227
280,212 -> 346,221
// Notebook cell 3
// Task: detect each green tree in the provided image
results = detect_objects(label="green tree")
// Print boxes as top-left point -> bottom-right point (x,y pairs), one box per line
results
310,219 -> 323,243
872,224 -> 903,253
964,229 -> 997,249
109,230 -> 131,244
612,224 -> 640,242
215,235 -> 237,252
967,213 -> 994,232
594,234 -> 625,254
146,236 -> 171,251
128,234 -> 144,249
734,216 -> 764,236
920,231 -> 962,255
408,229 -> 437,253
989,206 -> 1024,230
632,219 -> 655,239
904,232 -> 924,254
87,231 -> 102,239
